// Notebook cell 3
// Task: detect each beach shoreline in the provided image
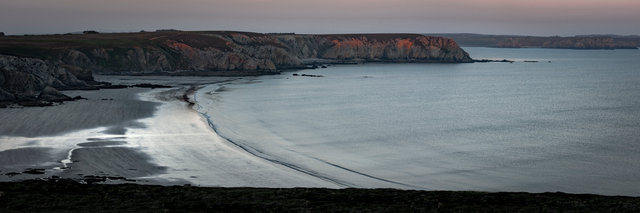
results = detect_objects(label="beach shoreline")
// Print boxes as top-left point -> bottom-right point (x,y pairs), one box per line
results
0,84 -> 168,184
0,75 -> 339,187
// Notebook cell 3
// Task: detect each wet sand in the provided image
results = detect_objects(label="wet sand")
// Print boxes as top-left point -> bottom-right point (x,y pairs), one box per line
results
0,75 -> 336,187
0,86 -> 164,182
63,147 -> 167,178
0,88 -> 159,138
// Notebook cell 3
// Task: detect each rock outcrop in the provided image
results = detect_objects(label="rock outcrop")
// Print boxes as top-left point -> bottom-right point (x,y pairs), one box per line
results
1,31 -> 472,76
272,34 -> 471,63
0,31 -> 472,106
0,55 -> 95,106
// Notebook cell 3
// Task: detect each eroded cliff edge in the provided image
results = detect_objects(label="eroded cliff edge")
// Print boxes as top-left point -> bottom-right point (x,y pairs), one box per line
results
1,31 -> 471,74
0,31 -> 471,106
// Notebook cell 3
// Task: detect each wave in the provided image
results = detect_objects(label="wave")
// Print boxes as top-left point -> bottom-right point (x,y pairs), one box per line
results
192,83 -> 419,189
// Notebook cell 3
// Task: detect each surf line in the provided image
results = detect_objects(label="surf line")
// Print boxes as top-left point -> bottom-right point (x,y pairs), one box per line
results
200,111 -> 355,187
193,84 -> 424,189
193,85 -> 355,187
309,156 -> 429,190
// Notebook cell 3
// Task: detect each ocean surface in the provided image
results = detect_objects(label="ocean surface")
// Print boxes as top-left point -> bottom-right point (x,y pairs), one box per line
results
195,47 -> 640,196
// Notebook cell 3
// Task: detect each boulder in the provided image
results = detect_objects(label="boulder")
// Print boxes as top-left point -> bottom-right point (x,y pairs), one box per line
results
38,86 -> 72,102
0,88 -> 15,101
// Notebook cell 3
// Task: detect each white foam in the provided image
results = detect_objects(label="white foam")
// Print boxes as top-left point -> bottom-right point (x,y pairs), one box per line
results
131,87 -> 340,187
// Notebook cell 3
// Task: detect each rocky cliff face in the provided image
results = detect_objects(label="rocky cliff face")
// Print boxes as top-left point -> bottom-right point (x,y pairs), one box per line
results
316,34 -> 470,62
0,31 -> 471,106
1,31 -> 472,76
0,55 -> 94,106
272,34 -> 471,63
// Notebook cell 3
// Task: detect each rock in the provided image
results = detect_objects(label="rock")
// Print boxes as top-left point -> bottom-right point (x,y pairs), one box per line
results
4,172 -> 20,177
0,31 -> 473,105
301,74 -> 324,77
130,83 -> 172,89
38,86 -> 72,102
22,168 -> 45,175
0,88 -> 15,102
17,101 -> 53,107
0,55 -> 99,106
473,59 -> 515,63
311,34 -> 472,63
2,31 -> 472,77
98,84 -> 129,89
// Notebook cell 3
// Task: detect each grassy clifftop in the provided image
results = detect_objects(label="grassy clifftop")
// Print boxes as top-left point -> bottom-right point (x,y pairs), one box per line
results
0,31 -> 472,75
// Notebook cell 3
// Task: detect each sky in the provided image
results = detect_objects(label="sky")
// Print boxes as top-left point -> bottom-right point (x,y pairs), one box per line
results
1,0 -> 639,36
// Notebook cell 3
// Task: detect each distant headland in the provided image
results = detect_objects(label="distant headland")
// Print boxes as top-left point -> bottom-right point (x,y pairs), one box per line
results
427,33 -> 640,49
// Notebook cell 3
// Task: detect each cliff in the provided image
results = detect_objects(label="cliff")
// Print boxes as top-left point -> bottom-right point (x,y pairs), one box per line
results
0,31 -> 471,75
277,34 -> 471,63
0,55 -> 95,106
0,31 -> 471,106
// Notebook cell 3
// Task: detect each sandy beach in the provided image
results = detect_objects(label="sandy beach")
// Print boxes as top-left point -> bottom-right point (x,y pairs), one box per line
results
0,75 -> 337,187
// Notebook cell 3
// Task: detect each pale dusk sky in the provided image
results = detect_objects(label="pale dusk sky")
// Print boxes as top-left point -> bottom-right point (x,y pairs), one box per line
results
1,0 -> 638,35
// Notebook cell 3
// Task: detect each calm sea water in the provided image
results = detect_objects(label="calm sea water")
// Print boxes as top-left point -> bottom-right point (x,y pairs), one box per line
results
195,47 -> 640,195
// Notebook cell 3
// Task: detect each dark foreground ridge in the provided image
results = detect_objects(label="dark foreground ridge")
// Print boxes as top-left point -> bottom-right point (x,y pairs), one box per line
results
0,180 -> 638,212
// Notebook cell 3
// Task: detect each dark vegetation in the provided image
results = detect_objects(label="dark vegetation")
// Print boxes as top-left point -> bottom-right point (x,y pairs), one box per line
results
0,31 -> 258,60
0,180 -> 638,212
320,33 -> 427,40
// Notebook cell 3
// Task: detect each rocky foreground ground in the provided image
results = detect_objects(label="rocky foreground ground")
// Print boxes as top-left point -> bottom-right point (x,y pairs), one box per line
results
0,180 -> 638,212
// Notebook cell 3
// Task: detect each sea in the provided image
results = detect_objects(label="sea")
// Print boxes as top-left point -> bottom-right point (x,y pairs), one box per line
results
194,47 -> 640,196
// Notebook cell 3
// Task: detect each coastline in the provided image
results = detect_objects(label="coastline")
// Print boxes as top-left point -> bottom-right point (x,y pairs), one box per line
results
0,75 -> 339,187
133,83 -> 338,187
2,55 -> 640,197
192,82 -> 426,189
0,72 -> 638,211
